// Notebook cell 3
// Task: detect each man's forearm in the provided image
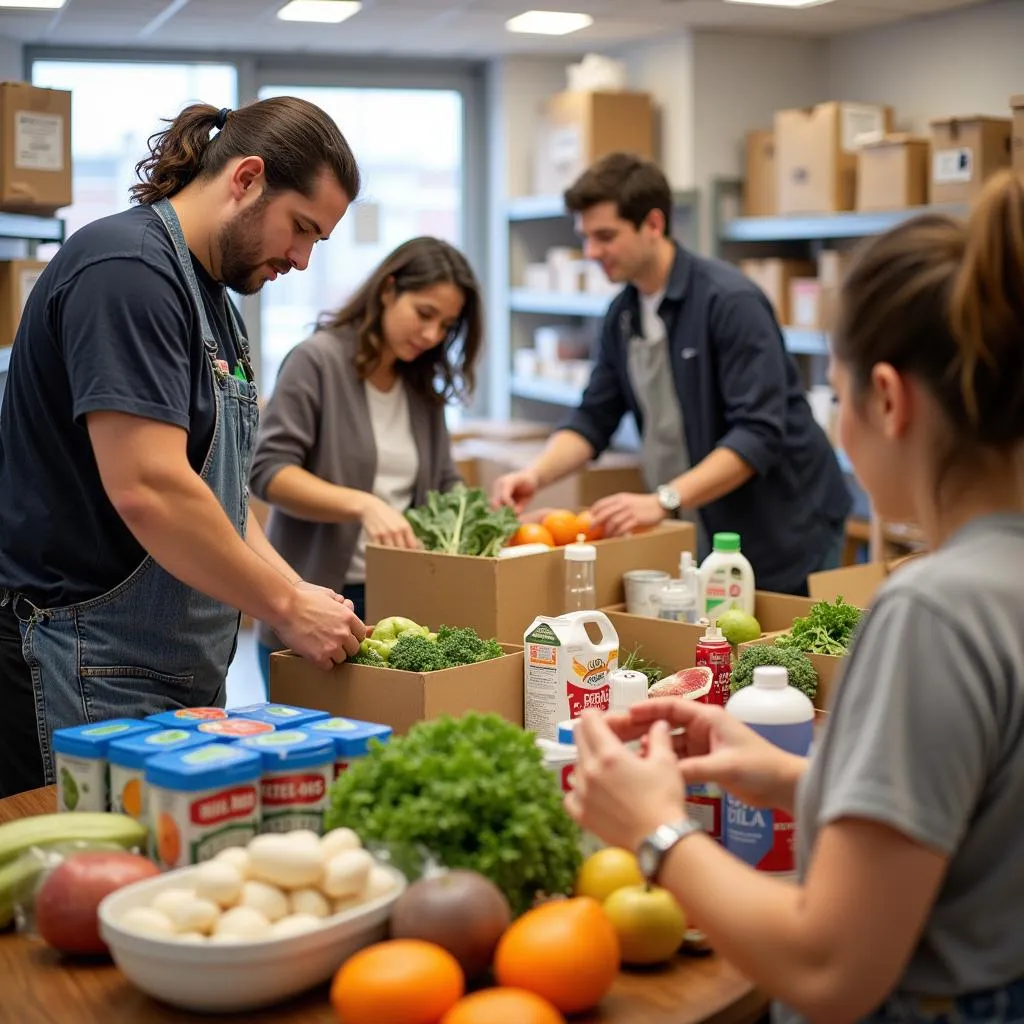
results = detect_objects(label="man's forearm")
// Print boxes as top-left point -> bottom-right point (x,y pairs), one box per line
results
670,447 -> 754,511
246,509 -> 301,585
532,430 -> 595,488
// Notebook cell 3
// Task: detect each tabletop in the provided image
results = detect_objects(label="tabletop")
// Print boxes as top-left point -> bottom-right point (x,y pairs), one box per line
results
0,787 -> 769,1024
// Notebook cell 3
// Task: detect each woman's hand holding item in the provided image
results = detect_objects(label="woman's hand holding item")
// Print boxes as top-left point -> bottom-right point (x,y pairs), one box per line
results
360,495 -> 421,549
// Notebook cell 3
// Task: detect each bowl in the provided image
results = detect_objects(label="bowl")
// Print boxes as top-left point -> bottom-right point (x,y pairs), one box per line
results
98,861 -> 406,1012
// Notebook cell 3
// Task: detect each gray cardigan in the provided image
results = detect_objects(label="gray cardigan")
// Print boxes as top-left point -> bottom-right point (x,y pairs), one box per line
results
249,326 -> 462,647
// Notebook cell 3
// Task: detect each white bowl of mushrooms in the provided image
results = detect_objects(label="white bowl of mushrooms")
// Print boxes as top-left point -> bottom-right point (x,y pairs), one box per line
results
98,827 -> 405,1013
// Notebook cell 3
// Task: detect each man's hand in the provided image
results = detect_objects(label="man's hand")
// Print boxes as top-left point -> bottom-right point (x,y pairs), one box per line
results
491,468 -> 540,514
273,587 -> 367,671
589,492 -> 667,537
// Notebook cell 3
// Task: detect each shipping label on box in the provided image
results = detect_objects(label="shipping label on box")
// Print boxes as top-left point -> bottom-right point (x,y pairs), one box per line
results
0,83 -> 72,214
929,116 -> 1012,204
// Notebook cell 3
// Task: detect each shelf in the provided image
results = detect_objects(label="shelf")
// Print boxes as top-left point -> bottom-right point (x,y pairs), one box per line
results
783,327 -> 829,356
510,374 -> 584,407
0,212 -> 64,244
719,203 -> 967,243
0,347 -> 10,373
508,189 -> 700,222
509,289 -> 615,317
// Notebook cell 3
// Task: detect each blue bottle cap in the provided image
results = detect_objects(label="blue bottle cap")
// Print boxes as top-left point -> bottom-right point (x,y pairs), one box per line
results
145,742 -> 263,792
237,729 -> 336,770
556,719 -> 578,745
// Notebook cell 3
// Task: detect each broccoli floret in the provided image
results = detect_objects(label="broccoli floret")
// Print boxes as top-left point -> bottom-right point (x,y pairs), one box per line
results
348,645 -> 387,668
435,624 -> 504,666
731,643 -> 817,701
388,633 -> 449,673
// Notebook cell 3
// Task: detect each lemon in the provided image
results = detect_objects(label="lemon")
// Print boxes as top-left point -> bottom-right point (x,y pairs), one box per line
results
574,847 -> 644,903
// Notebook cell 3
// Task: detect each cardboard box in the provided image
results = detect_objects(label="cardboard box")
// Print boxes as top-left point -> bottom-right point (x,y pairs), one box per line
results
789,277 -> 823,330
269,644 -> 524,736
366,522 -> 696,645
1012,95 -> 1024,176
743,129 -> 776,217
929,116 -> 1012,204
808,552 -> 923,607
817,250 -> 848,289
449,419 -> 555,444
739,258 -> 814,325
737,630 -> 847,712
0,82 -> 72,214
0,259 -> 46,348
856,134 -> 930,210
533,91 -> 655,197
775,101 -> 893,215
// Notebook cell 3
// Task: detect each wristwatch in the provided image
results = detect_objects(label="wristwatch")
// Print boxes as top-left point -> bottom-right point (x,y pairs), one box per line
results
637,819 -> 702,884
656,485 -> 682,518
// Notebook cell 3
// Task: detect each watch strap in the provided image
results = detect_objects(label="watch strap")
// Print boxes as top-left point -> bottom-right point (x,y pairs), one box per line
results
638,818 -> 702,884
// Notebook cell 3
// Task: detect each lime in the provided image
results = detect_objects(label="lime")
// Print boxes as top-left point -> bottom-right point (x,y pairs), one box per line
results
717,608 -> 761,646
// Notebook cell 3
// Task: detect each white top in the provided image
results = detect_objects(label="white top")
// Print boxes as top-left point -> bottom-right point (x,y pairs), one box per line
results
346,379 -> 419,584
638,288 -> 667,344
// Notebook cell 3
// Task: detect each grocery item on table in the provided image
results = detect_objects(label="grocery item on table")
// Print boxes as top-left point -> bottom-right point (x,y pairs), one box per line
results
53,719 -> 160,814
651,578 -> 698,624
679,550 -> 701,614
724,665 -> 814,878
307,716 -> 393,777
607,668 -> 649,714
623,568 -> 670,616
237,729 -> 336,835
524,610 -> 619,741
695,619 -> 732,707
196,718 -> 276,740
108,729 -> 216,822
145,742 -> 263,869
146,707 -> 228,729
226,702 -> 330,729
563,535 -> 597,613
699,531 -> 755,617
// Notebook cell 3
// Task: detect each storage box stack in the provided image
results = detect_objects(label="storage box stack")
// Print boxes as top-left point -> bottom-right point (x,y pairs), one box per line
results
929,115 -> 1012,204
856,135 -> 930,210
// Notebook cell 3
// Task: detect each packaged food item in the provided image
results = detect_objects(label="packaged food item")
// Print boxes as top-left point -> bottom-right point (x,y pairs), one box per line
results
237,729 -> 336,834
226,702 -> 330,729
107,729 -> 216,822
145,743 -> 263,869
523,610 -> 619,741
306,717 -> 393,777
195,718 -> 276,740
52,719 -> 160,814
145,707 -> 228,729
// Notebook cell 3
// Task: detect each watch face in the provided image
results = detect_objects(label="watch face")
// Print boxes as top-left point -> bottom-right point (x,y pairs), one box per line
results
657,486 -> 681,512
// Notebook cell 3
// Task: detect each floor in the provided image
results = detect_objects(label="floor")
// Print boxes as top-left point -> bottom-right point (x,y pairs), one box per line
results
225,627 -> 268,708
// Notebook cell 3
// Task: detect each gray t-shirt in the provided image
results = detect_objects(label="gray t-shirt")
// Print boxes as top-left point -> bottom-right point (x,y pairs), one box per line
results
785,514 -> 1024,1015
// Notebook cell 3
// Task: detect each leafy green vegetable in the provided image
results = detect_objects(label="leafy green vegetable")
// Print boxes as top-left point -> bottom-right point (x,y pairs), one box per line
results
353,619 -> 505,673
435,624 -> 504,666
730,643 -> 817,700
324,713 -> 582,916
405,484 -> 519,557
388,633 -> 450,673
374,617 -> 430,643
775,597 -> 862,656
348,645 -> 386,667
619,644 -> 666,687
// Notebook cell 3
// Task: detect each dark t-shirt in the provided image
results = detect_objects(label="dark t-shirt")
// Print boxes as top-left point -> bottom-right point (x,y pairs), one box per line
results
0,204 -> 247,608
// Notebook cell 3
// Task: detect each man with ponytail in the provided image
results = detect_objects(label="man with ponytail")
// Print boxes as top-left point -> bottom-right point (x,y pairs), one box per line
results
0,97 -> 365,797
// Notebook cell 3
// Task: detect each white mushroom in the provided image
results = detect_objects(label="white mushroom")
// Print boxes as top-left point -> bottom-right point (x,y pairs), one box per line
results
120,906 -> 176,938
322,848 -> 374,900
150,887 -> 197,918
247,834 -> 325,890
364,865 -> 397,900
173,931 -> 207,943
214,905 -> 272,940
162,896 -> 221,935
213,846 -> 251,877
270,913 -> 322,938
193,860 -> 244,908
238,880 -> 289,923
320,827 -> 361,859
289,887 -> 331,919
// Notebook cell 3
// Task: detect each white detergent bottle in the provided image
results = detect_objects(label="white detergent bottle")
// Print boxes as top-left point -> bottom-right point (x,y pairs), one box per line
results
699,531 -> 755,617
723,666 -> 814,879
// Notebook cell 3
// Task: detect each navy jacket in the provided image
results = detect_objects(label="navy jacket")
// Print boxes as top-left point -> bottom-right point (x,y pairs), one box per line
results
562,243 -> 851,595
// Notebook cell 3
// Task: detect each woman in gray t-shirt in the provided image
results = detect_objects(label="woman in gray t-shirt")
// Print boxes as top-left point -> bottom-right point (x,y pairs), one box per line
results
565,169 -> 1024,1023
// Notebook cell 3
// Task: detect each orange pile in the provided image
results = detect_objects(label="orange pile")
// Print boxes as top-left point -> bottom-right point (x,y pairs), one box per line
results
509,509 -> 604,549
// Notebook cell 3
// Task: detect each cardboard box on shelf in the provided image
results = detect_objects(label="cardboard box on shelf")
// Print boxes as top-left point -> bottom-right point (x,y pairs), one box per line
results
533,90 -> 655,197
743,129 -> 776,217
775,101 -> 893,215
269,645 -> 524,736
366,522 -> 695,645
856,134 -> 930,211
1012,95 -> 1024,175
0,83 -> 72,215
789,277 -> 824,330
929,116 -> 1012,204
817,250 -> 848,289
739,257 -> 814,325
0,259 -> 47,348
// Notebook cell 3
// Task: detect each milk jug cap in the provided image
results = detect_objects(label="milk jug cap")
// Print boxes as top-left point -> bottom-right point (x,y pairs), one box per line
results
712,531 -> 741,553
564,535 -> 596,561
753,665 -> 788,689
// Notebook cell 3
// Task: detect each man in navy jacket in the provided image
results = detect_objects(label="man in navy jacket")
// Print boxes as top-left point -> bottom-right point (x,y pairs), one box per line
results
492,154 -> 851,595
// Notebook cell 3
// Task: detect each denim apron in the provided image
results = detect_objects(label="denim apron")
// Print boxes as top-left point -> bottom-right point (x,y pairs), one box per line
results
5,198 -> 259,786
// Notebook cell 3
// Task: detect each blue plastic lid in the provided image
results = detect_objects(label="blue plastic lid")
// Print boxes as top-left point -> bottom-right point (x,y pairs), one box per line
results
227,703 -> 330,728
307,717 -> 393,758
556,719 -> 579,745
145,742 -> 264,793
108,728 -> 215,770
52,719 -> 159,759
146,707 -> 229,729
237,729 -> 335,770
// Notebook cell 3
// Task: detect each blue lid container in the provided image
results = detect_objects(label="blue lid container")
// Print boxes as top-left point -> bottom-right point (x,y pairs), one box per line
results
227,703 -> 330,729
237,729 -> 336,769
145,742 -> 263,792
557,719 -> 579,745
52,719 -> 159,759
146,707 -> 229,729
307,716 -> 392,758
108,728 -> 215,770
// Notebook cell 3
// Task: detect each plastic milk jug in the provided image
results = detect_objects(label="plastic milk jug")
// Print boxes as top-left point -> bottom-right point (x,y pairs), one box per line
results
699,532 -> 755,617
523,610 -> 619,741
724,666 -> 814,879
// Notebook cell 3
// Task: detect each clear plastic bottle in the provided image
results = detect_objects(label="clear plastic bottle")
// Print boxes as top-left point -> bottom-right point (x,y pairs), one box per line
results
564,535 -> 597,613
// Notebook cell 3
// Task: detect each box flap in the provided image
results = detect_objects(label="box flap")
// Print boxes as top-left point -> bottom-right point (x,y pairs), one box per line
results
808,562 -> 888,606
1011,95 -> 1024,110
930,115 -> 1012,127
861,133 -> 927,149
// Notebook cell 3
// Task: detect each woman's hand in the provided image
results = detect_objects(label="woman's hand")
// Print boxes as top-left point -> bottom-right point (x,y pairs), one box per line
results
360,495 -> 421,549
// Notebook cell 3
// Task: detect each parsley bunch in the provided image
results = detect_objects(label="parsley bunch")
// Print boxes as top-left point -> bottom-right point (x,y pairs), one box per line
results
324,714 -> 582,916
775,597 -> 863,657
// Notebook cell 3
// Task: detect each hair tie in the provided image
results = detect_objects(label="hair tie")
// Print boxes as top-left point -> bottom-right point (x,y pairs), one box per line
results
214,107 -> 231,131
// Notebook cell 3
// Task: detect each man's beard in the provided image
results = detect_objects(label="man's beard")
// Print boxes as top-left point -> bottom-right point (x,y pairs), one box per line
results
216,194 -> 288,295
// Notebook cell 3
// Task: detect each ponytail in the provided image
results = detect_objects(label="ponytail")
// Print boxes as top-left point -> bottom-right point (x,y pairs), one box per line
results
130,103 -> 222,205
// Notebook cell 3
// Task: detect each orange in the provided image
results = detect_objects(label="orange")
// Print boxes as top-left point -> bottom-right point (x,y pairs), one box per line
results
575,510 -> 604,542
330,939 -> 464,1024
156,812 -> 180,866
511,523 -> 555,547
493,897 -> 619,1015
121,778 -> 143,819
541,510 -> 580,547
441,988 -> 566,1024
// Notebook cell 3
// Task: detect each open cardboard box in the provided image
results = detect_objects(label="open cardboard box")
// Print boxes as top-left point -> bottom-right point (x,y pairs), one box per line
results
366,522 -> 695,645
269,644 -> 524,736
737,629 -> 850,713
808,552 -> 923,607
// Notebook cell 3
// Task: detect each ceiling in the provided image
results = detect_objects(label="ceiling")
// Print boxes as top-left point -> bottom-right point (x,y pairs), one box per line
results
0,0 -> 992,58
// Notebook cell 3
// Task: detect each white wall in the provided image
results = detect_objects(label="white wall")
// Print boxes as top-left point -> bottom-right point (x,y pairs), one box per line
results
827,0 -> 1024,132
0,37 -> 22,80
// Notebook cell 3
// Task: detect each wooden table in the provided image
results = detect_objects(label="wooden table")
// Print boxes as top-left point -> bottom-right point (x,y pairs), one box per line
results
0,788 -> 768,1024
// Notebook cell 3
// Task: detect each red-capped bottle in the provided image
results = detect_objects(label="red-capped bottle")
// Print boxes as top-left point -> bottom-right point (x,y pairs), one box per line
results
695,619 -> 732,707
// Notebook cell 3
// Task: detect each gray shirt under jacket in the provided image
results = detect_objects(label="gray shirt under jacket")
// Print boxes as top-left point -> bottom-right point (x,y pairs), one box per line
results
249,326 -> 462,648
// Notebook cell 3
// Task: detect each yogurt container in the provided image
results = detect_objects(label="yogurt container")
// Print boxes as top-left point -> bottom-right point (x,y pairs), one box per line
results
52,719 -> 159,813
108,728 -> 216,823
196,718 -> 276,741
307,717 -> 393,777
238,729 -> 337,834
228,702 -> 330,729
145,742 -> 263,869
146,707 -> 229,729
